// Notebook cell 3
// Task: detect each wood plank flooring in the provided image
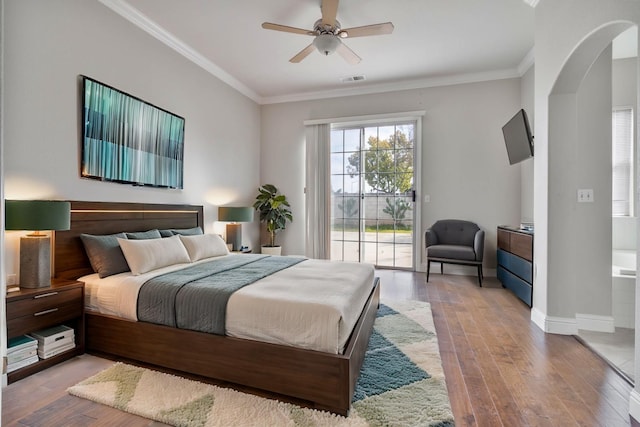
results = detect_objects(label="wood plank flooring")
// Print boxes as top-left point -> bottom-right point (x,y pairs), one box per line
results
3,271 -> 638,426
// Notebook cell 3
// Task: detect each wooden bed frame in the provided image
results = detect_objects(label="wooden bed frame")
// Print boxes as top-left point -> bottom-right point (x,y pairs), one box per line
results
53,201 -> 380,416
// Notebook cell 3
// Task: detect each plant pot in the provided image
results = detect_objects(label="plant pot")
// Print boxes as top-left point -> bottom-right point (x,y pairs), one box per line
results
261,246 -> 282,256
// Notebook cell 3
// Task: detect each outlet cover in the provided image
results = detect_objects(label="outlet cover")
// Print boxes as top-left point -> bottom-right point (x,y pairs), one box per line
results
577,189 -> 594,203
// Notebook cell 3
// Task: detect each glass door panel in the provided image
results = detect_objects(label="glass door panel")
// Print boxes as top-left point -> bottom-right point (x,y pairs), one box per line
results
330,122 -> 416,269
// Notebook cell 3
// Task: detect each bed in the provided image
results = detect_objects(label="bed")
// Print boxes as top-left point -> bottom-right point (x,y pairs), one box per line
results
53,201 -> 380,416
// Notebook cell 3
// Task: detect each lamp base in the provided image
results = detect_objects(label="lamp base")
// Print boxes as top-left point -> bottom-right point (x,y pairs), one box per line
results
19,235 -> 51,288
226,223 -> 242,252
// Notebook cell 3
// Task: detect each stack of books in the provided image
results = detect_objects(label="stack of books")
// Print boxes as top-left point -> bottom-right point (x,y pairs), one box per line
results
30,325 -> 75,359
7,335 -> 38,373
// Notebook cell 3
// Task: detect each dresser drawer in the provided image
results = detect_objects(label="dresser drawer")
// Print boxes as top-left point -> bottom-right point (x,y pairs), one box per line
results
497,266 -> 532,307
510,232 -> 533,261
7,287 -> 83,319
497,249 -> 532,283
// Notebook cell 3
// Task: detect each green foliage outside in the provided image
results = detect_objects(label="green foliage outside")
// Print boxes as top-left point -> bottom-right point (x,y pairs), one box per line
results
346,130 -> 413,194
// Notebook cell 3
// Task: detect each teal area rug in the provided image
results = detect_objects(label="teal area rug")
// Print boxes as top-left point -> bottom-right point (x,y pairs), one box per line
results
69,300 -> 454,426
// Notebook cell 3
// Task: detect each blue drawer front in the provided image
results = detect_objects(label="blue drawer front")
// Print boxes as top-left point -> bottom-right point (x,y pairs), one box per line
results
497,266 -> 532,306
497,249 -> 532,283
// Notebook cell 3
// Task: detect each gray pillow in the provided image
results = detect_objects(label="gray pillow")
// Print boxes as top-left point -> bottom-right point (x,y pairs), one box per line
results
80,232 -> 130,278
125,229 -> 162,240
170,227 -> 203,236
159,229 -> 175,238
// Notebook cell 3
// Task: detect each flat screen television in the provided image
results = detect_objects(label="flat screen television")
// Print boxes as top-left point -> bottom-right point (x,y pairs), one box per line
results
502,109 -> 534,165
81,76 -> 185,189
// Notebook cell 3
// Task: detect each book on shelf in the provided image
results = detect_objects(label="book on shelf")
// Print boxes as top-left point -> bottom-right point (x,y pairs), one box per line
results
8,335 -> 37,353
7,347 -> 38,365
38,342 -> 75,359
7,355 -> 39,373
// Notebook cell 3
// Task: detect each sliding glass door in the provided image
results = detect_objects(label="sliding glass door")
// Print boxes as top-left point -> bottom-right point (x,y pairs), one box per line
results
330,121 -> 416,269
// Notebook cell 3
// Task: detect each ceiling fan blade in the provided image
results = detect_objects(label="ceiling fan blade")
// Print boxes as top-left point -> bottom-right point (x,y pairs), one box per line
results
321,0 -> 339,27
336,42 -> 361,65
290,44 -> 315,63
339,22 -> 394,38
262,22 -> 315,36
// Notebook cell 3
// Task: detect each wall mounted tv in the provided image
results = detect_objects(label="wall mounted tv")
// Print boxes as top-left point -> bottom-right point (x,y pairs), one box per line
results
81,76 -> 185,189
502,109 -> 534,165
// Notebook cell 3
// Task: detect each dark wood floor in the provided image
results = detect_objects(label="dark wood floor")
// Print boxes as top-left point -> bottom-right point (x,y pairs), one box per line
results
3,271 -> 638,426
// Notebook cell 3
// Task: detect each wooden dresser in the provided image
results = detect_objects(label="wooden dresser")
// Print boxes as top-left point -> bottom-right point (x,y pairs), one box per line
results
6,279 -> 85,383
497,226 -> 533,307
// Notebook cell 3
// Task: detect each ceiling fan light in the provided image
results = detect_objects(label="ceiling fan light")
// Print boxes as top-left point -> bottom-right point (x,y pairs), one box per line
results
313,34 -> 340,56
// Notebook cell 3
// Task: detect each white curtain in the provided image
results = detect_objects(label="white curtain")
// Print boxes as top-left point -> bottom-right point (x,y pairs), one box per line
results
305,124 -> 331,259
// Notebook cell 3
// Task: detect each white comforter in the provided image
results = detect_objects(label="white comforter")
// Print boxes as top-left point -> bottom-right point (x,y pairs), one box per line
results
81,255 -> 375,354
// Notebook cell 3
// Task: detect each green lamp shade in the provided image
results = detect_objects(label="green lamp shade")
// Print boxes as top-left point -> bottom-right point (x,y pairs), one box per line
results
5,200 -> 71,231
218,207 -> 254,223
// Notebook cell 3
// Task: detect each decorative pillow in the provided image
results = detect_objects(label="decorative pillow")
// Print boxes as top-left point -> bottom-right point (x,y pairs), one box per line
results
117,235 -> 191,275
80,233 -> 130,278
171,227 -> 204,236
159,229 -> 175,238
179,234 -> 229,262
125,229 -> 162,240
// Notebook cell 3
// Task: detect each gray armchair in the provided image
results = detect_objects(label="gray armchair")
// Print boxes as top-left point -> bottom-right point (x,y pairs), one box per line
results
425,219 -> 485,286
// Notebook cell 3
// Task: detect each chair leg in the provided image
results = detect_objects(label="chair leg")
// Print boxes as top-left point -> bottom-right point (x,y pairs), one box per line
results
478,265 -> 483,287
441,263 -> 444,275
426,260 -> 431,282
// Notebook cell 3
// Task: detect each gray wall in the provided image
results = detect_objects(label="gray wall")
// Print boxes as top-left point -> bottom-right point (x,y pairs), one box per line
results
520,65 -> 535,224
260,78 -> 522,272
3,0 -> 262,276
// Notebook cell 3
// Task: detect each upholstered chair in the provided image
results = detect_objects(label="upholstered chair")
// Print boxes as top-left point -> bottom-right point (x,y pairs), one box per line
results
425,219 -> 485,286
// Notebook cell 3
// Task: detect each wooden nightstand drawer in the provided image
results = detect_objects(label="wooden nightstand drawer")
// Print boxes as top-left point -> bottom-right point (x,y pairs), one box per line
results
7,301 -> 83,338
7,287 -> 82,320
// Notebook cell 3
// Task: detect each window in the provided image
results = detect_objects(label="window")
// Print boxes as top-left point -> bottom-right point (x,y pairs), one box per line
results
612,108 -> 634,216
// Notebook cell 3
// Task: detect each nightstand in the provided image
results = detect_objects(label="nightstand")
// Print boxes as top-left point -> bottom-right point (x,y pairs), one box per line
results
6,279 -> 85,383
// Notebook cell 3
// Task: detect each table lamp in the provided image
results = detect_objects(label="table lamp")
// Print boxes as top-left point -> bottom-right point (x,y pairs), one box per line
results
218,206 -> 253,251
5,200 -> 71,288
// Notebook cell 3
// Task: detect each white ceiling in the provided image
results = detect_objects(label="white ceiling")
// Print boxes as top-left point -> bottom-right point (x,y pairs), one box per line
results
100,0 -> 636,105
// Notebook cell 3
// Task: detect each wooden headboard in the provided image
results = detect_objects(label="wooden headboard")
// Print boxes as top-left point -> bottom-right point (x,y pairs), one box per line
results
53,201 -> 204,280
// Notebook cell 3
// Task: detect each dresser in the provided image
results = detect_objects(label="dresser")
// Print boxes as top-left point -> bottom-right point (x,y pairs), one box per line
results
6,279 -> 84,383
497,226 -> 533,307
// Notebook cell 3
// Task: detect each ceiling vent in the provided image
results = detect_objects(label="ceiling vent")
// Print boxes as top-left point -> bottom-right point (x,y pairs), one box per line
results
341,75 -> 366,83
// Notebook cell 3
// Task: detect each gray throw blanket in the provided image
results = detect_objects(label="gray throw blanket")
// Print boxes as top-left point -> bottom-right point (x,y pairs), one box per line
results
137,254 -> 306,334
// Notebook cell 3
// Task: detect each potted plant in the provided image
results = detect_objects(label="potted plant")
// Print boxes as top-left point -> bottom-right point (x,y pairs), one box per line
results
253,184 -> 293,255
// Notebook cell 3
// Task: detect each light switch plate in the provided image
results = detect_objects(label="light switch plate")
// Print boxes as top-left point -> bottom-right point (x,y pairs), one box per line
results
577,189 -> 594,203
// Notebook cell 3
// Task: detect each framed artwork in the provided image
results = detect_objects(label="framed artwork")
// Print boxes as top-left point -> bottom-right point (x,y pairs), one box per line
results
81,76 -> 185,189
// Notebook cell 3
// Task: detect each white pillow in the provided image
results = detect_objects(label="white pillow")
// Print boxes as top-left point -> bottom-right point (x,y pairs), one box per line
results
179,233 -> 229,262
117,235 -> 191,275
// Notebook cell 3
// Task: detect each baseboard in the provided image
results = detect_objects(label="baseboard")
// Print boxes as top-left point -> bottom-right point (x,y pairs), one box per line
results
530,307 -> 577,335
576,313 -> 615,333
629,389 -> 640,421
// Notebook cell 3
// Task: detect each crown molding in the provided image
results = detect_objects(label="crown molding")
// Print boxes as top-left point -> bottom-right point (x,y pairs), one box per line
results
261,68 -> 522,105
517,47 -> 535,75
522,0 -> 540,8
97,0 -> 262,103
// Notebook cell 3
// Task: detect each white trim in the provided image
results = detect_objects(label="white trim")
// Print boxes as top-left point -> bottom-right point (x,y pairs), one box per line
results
522,0 -> 539,8
630,390 -> 640,422
264,68 -> 520,105
575,313 -> 615,333
97,0 -> 261,103
304,111 -> 426,126
517,47 -> 535,75
531,308 -> 578,335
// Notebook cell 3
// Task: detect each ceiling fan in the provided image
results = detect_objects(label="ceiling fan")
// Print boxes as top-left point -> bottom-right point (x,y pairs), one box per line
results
261,0 -> 394,64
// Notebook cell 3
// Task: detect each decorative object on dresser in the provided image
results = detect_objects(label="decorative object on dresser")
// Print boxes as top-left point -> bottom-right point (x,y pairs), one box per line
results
497,226 -> 533,306
217,206 -> 254,251
4,200 -> 71,288
5,279 -> 85,383
425,219 -> 485,286
253,184 -> 293,255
